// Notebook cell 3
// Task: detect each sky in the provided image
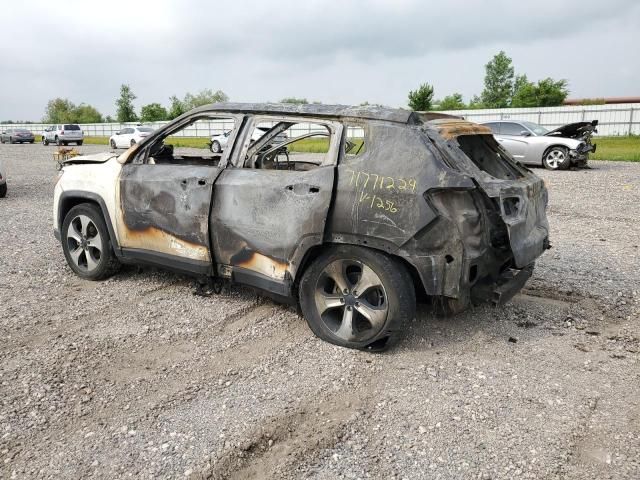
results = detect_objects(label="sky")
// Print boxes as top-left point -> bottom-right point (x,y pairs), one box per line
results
1,0 -> 639,121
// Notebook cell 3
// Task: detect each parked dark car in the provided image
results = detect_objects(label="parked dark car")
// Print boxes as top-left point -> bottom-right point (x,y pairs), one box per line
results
53,104 -> 549,350
0,128 -> 35,144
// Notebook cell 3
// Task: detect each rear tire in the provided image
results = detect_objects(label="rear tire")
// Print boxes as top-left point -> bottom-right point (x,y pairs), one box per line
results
211,140 -> 222,153
43,137 -> 49,145
61,203 -> 120,280
130,139 -> 136,147
543,146 -> 570,170
56,136 -> 62,146
77,141 -> 83,146
110,139 -> 116,149
299,245 -> 416,350
0,183 -> 7,198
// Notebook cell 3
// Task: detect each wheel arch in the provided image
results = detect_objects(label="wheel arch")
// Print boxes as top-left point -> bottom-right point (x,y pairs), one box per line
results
58,191 -> 120,252
292,241 -> 426,302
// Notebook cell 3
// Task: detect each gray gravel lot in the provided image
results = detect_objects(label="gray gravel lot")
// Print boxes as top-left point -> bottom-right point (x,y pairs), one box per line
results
0,144 -> 638,479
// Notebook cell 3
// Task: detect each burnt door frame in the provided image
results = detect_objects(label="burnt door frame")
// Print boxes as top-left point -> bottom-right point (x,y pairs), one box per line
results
115,112 -> 244,275
210,115 -> 343,296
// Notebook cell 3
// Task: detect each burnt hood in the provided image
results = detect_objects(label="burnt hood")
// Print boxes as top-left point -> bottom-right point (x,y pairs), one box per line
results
545,120 -> 598,139
60,151 -> 118,165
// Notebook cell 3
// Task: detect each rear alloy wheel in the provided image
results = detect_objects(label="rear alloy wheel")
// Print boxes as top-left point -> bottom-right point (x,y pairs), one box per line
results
543,146 -> 570,170
299,245 -> 415,350
110,139 -> 116,149
62,204 -> 120,280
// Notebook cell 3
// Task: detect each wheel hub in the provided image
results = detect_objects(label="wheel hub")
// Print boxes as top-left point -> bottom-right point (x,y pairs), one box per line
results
314,259 -> 388,343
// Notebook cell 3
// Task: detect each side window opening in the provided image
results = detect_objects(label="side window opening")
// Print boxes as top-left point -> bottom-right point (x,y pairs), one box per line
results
343,122 -> 367,160
456,134 -> 524,180
137,116 -> 237,167
243,119 -> 335,171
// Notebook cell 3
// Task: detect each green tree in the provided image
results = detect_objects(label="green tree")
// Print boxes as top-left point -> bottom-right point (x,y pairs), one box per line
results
533,78 -> 569,106
183,89 -> 229,110
481,51 -> 515,108
435,93 -> 466,110
73,103 -> 104,123
279,97 -> 308,104
115,84 -> 138,122
511,75 -> 569,107
407,83 -> 434,111
43,98 -> 76,123
140,103 -> 168,122
167,95 -> 186,119
468,95 -> 485,109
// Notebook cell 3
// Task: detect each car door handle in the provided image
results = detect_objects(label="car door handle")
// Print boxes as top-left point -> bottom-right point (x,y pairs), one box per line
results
285,184 -> 320,194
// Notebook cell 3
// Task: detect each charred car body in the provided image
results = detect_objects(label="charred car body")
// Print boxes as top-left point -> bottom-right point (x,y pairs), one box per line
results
53,103 -> 549,350
482,120 -> 598,170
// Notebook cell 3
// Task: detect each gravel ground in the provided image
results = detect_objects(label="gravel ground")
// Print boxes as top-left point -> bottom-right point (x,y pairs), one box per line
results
0,144 -> 638,479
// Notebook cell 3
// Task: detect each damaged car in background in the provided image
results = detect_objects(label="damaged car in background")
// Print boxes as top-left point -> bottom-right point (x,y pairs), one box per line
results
482,120 -> 598,170
52,103 -> 549,350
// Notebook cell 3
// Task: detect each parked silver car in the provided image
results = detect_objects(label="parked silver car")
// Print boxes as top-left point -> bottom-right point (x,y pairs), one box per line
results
482,120 -> 597,170
42,124 -> 84,146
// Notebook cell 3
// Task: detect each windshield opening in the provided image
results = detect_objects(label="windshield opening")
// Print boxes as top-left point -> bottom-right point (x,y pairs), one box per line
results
520,121 -> 549,136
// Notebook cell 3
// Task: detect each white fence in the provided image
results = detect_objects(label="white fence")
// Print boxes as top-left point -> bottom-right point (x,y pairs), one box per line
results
439,103 -> 640,136
2,103 -> 639,137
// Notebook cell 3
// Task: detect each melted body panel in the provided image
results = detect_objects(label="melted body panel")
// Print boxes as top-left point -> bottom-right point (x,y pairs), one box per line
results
118,163 -> 223,262
210,166 -> 335,283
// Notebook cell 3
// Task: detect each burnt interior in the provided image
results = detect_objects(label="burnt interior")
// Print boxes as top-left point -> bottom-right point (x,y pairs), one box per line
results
456,134 -> 524,180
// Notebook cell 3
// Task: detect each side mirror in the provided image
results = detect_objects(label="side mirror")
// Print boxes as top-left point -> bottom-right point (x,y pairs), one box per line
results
520,130 -> 532,137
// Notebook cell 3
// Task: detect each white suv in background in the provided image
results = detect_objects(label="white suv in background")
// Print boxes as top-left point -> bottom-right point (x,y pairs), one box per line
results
42,124 -> 84,146
109,126 -> 155,149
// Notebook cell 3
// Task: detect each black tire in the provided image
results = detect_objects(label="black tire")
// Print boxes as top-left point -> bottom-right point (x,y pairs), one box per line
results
56,136 -> 62,146
8,137 -> 13,144
543,146 -> 570,170
110,139 -> 116,149
43,137 -> 49,145
210,140 -> 222,153
77,141 -> 83,146
61,203 -> 120,280
29,140 -> 34,144
0,182 -> 7,198
299,245 -> 416,350
130,139 -> 136,147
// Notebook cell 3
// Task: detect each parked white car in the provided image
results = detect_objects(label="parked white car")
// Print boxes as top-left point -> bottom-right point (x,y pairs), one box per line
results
0,158 -> 7,198
209,126 -> 287,153
109,126 -> 155,149
42,124 -> 84,146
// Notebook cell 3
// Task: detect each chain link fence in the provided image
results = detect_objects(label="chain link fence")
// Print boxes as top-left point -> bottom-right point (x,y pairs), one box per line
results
2,103 -> 639,137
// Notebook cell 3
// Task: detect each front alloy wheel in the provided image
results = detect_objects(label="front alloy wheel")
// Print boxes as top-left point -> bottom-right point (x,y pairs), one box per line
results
62,204 -> 120,280
543,146 -> 570,170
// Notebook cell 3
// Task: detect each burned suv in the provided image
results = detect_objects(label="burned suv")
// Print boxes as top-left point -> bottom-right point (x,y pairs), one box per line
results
53,103 -> 549,350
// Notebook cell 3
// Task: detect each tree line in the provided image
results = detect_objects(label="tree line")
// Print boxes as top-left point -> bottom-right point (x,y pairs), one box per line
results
408,51 -> 570,111
33,51 -> 569,124
42,85 -> 231,124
